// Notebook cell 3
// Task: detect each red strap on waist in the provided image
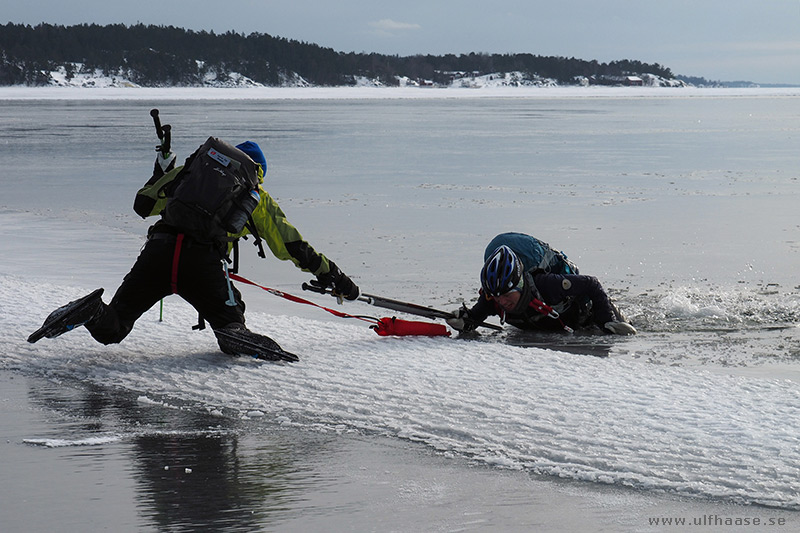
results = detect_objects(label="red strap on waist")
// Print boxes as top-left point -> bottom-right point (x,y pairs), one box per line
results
170,233 -> 184,294
529,297 -> 573,333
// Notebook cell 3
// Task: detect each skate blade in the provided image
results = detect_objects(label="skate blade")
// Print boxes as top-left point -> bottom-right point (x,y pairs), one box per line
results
27,288 -> 104,344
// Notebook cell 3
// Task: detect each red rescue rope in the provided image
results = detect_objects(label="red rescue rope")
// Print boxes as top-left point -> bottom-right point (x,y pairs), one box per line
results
229,273 -> 450,337
229,273 -> 376,323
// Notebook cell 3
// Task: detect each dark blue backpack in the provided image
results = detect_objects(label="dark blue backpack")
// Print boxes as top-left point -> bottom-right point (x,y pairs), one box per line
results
484,233 -> 579,275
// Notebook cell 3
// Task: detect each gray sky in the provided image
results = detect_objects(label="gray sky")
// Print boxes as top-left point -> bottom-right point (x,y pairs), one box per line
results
5,1 -> 800,84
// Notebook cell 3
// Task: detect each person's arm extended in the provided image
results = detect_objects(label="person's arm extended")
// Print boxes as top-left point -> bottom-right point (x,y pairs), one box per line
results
238,191 -> 359,299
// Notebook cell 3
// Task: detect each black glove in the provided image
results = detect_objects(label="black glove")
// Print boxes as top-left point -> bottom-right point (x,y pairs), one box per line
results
446,305 -> 479,332
316,261 -> 360,301
604,321 -> 637,335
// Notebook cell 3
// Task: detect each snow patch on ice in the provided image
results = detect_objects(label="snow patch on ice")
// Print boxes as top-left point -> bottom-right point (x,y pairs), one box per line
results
24,435 -> 122,447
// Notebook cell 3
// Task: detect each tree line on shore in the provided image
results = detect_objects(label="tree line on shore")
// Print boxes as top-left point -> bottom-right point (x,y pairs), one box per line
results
0,22 -> 677,87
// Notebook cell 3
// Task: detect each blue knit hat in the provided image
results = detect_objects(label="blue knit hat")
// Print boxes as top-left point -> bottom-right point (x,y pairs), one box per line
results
236,141 -> 267,175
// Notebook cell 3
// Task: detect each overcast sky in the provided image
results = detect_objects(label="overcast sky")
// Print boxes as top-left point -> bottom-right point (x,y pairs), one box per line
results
5,1 -> 800,84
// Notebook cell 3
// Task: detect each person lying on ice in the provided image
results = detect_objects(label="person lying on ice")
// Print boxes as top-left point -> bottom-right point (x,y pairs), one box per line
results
447,232 -> 636,335
28,137 -> 359,361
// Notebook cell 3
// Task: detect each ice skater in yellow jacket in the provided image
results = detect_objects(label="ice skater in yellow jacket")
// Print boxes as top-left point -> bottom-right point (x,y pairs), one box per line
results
29,139 -> 358,361
135,146 -> 348,282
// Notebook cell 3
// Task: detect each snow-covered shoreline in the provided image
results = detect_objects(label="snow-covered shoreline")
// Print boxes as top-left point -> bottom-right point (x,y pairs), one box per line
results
2,85 -> 800,101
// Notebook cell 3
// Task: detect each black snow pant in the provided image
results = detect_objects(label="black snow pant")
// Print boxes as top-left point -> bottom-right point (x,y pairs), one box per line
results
86,232 -> 245,345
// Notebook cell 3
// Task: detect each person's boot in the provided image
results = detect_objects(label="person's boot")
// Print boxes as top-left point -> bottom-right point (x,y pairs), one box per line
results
214,323 -> 298,362
28,288 -> 104,343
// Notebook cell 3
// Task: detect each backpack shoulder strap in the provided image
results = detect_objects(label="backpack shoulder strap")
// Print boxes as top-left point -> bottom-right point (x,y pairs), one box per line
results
244,216 -> 266,259
218,214 -> 265,274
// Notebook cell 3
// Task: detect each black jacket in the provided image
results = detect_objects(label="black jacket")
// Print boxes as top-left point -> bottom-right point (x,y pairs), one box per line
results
468,271 -> 619,332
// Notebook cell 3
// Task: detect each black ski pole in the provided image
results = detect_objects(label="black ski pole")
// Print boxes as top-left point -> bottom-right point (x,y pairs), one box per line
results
150,108 -> 171,157
149,109 -> 173,322
302,282 -> 503,331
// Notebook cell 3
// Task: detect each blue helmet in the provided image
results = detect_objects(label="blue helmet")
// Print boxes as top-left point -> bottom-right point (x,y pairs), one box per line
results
480,245 -> 523,297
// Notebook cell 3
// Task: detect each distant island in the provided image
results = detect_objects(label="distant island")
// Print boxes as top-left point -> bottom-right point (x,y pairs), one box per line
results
0,22 -> 752,89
